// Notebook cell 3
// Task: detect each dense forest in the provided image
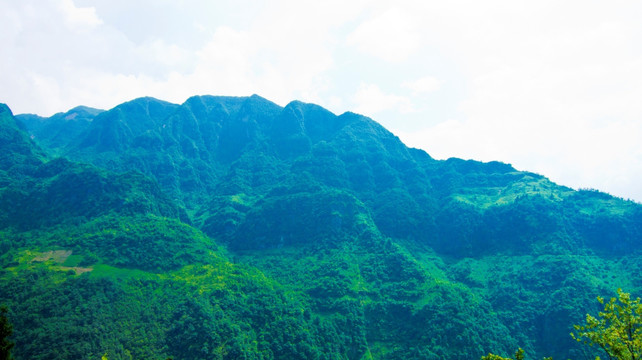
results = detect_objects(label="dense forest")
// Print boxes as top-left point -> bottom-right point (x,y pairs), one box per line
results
1,95 -> 641,359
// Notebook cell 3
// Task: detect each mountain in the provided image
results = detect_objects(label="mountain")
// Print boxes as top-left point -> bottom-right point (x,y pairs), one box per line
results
0,104 -> 46,177
2,96 -> 642,359
0,103 -> 340,359
15,106 -> 103,157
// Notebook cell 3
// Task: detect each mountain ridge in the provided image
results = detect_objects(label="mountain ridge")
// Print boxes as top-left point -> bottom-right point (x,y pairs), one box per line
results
2,95 -> 642,359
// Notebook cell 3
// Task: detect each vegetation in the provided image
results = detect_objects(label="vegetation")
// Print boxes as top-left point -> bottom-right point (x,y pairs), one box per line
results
573,289 -> 642,360
483,289 -> 642,360
1,96 -> 641,359
481,348 -> 525,360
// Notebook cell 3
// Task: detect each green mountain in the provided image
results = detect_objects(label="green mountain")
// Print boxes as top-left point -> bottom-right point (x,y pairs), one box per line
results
0,103 -> 341,359
2,96 -> 642,360
15,106 -> 103,157
0,104 -> 47,178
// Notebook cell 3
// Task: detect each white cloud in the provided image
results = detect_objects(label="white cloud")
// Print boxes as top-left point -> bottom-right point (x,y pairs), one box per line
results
192,27 -> 257,94
382,0 -> 642,202
352,83 -> 413,116
27,72 -> 64,114
0,6 -> 23,45
59,0 -> 103,28
137,39 -> 192,68
346,7 -> 421,62
402,76 -> 441,95
0,0 -> 361,113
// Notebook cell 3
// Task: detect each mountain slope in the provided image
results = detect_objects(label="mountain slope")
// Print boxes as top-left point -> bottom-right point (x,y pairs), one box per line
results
12,96 -> 642,360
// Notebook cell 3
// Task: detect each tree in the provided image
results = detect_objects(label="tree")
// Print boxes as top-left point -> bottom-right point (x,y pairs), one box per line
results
481,348 -> 525,360
481,289 -> 642,360
572,288 -> 642,360
480,348 -> 552,360
0,305 -> 14,360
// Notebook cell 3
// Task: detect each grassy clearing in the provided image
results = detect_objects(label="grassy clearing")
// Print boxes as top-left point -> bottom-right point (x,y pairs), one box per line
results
452,175 -> 574,209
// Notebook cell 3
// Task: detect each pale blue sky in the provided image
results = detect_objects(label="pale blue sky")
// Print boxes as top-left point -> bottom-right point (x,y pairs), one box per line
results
2,0 -> 641,202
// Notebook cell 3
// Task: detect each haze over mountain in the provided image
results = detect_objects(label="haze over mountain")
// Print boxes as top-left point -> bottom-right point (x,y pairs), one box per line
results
1,95 -> 641,359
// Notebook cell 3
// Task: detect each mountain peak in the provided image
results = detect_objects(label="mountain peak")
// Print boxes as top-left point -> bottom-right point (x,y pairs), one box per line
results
0,103 -> 12,116
67,105 -> 104,114
0,103 -> 46,172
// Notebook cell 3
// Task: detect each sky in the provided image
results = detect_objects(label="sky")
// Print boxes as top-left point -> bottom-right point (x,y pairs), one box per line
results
2,0 -> 642,202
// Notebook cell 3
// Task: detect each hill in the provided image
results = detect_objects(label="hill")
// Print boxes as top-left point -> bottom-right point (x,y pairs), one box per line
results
16,106 -> 102,157
2,95 -> 642,359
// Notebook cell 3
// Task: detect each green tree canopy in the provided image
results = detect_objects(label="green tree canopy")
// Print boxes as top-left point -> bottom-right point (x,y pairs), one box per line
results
481,348 -> 525,360
572,288 -> 642,360
483,289 -> 642,360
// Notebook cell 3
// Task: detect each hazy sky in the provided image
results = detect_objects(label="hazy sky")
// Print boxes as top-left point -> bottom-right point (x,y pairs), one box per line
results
2,0 -> 641,202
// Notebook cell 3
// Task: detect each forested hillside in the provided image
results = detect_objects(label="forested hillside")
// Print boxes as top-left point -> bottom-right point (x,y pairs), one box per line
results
1,96 -> 640,359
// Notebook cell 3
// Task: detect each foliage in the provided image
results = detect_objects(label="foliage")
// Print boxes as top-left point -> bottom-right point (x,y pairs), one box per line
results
483,290 -> 642,360
22,214 -> 218,272
481,348 -> 525,360
231,184 -> 518,359
572,289 -> 642,359
0,253 -> 344,359
0,158 -> 184,231
481,348 -> 555,360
